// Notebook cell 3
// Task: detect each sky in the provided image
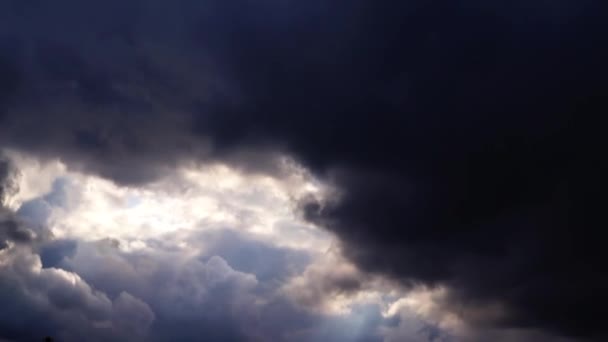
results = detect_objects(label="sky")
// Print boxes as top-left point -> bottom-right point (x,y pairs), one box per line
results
0,1 -> 606,341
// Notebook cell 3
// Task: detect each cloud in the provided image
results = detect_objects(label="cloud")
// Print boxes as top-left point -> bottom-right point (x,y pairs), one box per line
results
4,152 -> 582,342
282,247 -> 369,315
5,153 -> 330,257
60,233 -> 309,341
4,155 -> 447,341
0,156 -> 18,206
1,1 -> 607,340
1,156 -> 41,247
0,238 -> 154,342
1,156 -> 154,341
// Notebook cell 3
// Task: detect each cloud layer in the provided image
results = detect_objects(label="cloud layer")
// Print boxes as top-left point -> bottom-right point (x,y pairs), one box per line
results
1,1 -> 607,341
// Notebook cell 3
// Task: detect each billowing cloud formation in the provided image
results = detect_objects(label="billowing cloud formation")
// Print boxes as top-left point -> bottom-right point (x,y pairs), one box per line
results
1,1 -> 607,341
1,153 -> 477,342
1,156 -> 155,342
0,246 -> 154,341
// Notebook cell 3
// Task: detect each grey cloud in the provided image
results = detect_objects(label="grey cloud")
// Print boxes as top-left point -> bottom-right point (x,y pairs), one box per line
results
17,177 -> 81,226
58,229 -> 393,342
40,238 -> 78,268
1,156 -> 38,247
0,246 -> 153,342
0,156 -> 18,206
297,304 -> 386,342
1,157 -> 153,342
0,213 -> 36,245
195,229 -> 311,285
111,292 -> 157,340
282,249 -> 367,312
62,238 -> 260,341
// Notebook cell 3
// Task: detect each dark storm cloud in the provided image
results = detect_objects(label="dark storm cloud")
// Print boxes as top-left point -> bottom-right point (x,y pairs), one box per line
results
1,1 -> 607,340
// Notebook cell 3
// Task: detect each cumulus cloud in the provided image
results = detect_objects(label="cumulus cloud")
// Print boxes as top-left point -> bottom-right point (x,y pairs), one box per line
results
0,153 -> 359,341
4,152 -> 588,342
282,246 -> 370,315
0,245 -> 154,341
1,155 -> 154,341
2,152 -> 461,342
